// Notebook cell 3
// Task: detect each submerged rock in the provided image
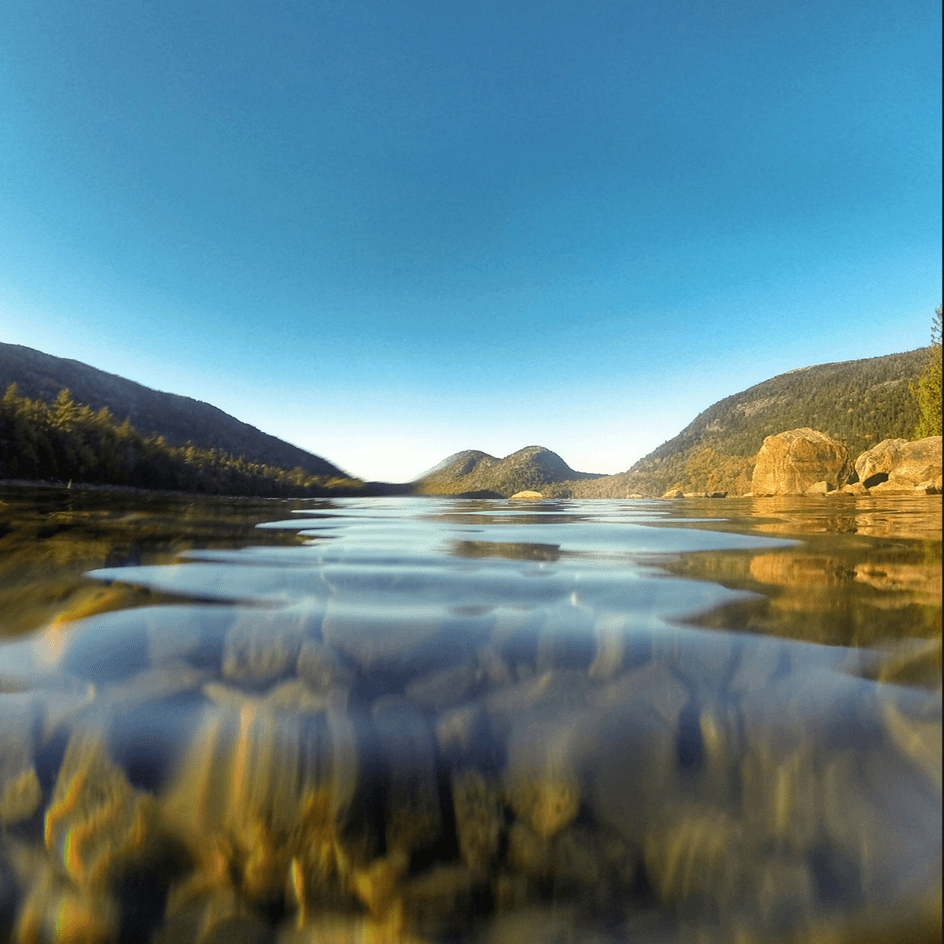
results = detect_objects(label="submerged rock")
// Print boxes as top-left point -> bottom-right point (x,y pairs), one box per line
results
452,768 -> 503,874
44,732 -> 156,892
0,697 -> 42,827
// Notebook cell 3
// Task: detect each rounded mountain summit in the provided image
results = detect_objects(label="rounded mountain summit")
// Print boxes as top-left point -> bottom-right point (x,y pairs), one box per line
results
413,446 -> 602,498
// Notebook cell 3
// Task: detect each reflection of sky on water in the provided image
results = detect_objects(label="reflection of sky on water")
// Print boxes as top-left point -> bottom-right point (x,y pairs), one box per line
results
86,501 -> 798,640
58,495 -> 938,654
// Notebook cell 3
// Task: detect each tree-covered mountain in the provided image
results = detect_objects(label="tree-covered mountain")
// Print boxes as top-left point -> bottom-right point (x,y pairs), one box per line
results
0,343 -> 346,478
570,348 -> 929,497
414,446 -> 602,497
0,384 -> 368,497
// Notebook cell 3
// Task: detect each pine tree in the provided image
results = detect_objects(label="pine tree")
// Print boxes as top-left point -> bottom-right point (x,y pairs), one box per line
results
52,388 -> 79,430
911,306 -> 942,438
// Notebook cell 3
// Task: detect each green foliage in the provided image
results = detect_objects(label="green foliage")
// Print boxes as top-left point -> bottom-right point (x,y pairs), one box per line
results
911,307 -> 942,439
0,386 -> 365,497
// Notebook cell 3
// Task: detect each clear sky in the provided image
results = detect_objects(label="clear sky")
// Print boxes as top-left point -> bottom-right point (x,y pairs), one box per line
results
1,0 -> 940,482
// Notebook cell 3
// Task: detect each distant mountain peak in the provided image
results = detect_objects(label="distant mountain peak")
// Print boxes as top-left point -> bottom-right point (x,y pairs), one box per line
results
414,449 -> 495,481
415,445 -> 602,497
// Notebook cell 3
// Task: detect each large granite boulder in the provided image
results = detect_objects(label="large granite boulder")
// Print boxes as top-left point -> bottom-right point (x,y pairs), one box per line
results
854,439 -> 910,488
872,436 -> 942,494
857,437 -> 942,493
750,428 -> 849,496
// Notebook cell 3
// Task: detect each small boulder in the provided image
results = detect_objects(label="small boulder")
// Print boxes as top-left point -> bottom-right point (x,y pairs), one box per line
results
839,482 -> 868,496
509,490 -> 543,500
750,428 -> 849,496
661,488 -> 684,499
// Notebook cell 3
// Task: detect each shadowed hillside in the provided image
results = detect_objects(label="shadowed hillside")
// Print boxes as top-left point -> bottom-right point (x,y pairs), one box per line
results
414,446 -> 602,497
570,349 -> 928,498
0,343 -> 346,477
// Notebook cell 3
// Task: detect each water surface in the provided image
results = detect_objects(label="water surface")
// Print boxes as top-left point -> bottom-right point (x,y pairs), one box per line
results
0,488 -> 940,943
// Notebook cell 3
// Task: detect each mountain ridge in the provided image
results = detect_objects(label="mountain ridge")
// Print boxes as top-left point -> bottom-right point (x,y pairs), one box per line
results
0,342 -> 346,478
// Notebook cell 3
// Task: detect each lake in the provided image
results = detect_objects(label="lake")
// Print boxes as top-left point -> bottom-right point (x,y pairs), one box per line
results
0,485 -> 940,943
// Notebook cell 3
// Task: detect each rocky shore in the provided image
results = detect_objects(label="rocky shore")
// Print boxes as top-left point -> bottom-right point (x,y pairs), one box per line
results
660,432 -> 942,499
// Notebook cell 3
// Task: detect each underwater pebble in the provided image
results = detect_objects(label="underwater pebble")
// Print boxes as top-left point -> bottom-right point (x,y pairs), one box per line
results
587,696 -> 683,845
94,659 -> 207,716
435,704 -> 482,754
203,678 -> 331,715
321,604 -> 447,671
0,697 -> 41,826
642,803 -> 746,909
823,745 -> 942,905
14,858 -> 120,944
0,767 -> 41,826
878,684 -> 943,793
401,862 -> 477,936
503,712 -> 585,839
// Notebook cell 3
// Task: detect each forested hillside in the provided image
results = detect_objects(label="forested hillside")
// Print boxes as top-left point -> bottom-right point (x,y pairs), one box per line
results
0,343 -> 345,477
0,385 -> 366,497
571,349 -> 928,497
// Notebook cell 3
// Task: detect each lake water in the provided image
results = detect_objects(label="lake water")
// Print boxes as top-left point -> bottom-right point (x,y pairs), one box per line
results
0,486 -> 940,943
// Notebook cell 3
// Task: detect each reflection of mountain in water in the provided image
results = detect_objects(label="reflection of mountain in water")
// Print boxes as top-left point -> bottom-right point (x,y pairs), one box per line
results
659,498 -> 942,648
449,540 -> 562,562
0,486 -> 311,638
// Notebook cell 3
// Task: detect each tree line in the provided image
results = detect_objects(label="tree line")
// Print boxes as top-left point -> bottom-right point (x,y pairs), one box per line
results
0,385 -> 365,497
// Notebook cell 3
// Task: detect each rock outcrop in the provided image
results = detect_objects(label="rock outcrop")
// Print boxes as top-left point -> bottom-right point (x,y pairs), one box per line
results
857,437 -> 942,494
750,428 -> 850,496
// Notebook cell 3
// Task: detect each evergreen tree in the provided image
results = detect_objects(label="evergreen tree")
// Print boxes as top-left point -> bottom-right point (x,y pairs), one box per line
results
52,388 -> 79,429
911,306 -> 942,438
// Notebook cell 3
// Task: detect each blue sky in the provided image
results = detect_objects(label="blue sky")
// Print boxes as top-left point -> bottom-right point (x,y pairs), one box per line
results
1,0 -> 940,482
